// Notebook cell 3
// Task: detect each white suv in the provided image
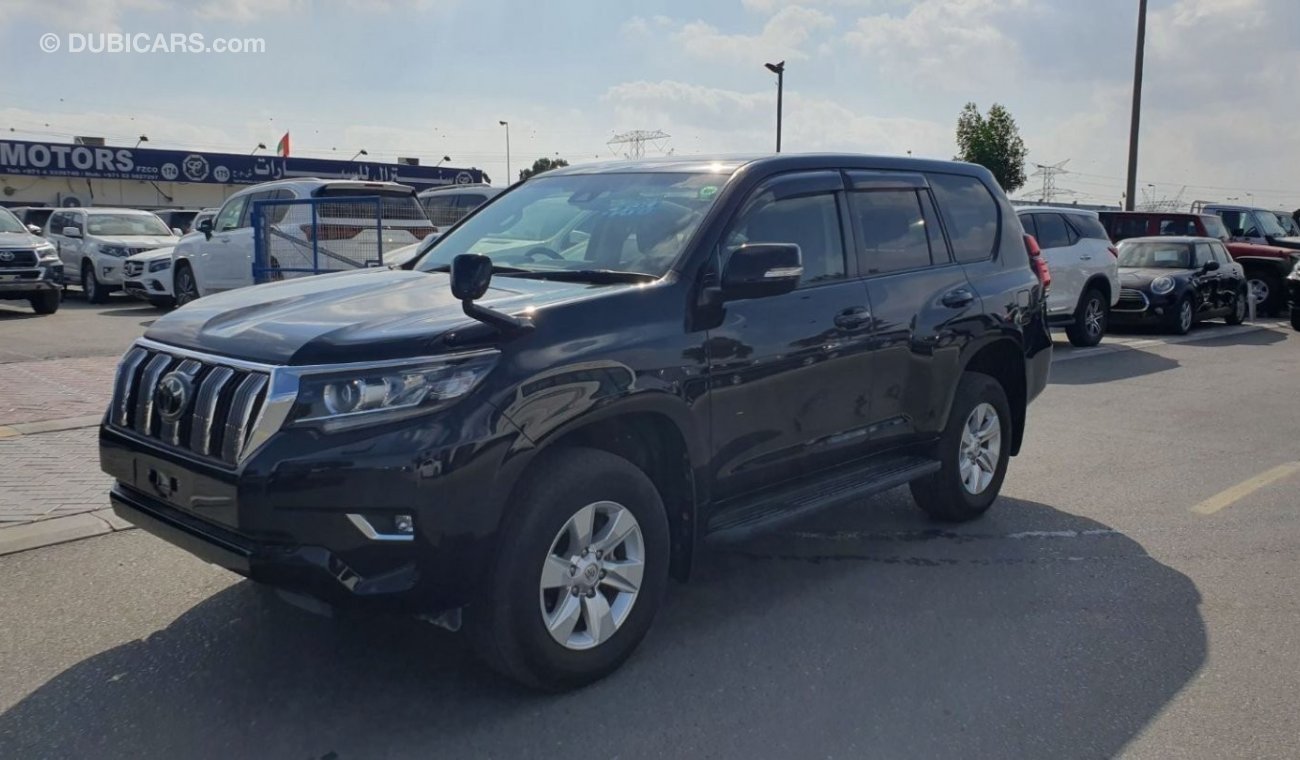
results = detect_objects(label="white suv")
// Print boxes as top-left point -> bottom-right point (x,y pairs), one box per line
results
172,178 -> 433,306
45,208 -> 179,303
1017,207 -> 1120,347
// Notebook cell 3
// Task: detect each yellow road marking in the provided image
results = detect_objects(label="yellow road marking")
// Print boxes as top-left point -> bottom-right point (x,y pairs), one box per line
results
1191,462 -> 1300,516
0,426 -> 19,439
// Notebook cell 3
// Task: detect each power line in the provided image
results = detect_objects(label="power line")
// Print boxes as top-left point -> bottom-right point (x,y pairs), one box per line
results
606,130 -> 671,159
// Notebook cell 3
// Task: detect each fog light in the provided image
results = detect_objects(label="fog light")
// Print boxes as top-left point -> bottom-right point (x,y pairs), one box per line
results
1154,307 -> 1165,315
394,514 -> 414,534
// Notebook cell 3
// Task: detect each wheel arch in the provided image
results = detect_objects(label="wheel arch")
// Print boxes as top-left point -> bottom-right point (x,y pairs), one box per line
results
1079,274 -> 1112,309
496,393 -> 705,582
954,337 -> 1029,456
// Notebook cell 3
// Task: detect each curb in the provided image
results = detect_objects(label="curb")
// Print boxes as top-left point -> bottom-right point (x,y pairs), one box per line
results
0,414 -> 103,439
1052,322 -> 1276,364
0,509 -> 135,557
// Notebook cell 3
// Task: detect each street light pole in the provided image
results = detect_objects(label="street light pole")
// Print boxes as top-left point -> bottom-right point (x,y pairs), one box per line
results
765,61 -> 785,153
499,120 -> 511,183
1124,0 -> 1148,212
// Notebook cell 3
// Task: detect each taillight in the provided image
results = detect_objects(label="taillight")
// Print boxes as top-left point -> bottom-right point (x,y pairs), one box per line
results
1107,245 -> 1119,258
1025,234 -> 1051,291
300,224 -> 363,242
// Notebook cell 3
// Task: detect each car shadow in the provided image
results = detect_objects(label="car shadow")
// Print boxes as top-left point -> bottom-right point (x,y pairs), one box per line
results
0,307 -> 44,320
1177,326 -> 1287,348
0,496 -> 1204,759
1051,346 -> 1180,385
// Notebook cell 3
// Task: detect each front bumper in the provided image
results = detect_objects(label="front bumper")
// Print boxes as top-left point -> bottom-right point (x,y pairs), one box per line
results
0,265 -> 62,297
100,394 -> 521,613
123,276 -> 172,301
1110,289 -> 1174,324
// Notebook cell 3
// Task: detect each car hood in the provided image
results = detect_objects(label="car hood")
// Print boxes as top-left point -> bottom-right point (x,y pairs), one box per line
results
125,247 -> 175,263
0,231 -> 48,248
91,235 -> 178,248
144,268 -> 623,365
1120,267 -> 1188,285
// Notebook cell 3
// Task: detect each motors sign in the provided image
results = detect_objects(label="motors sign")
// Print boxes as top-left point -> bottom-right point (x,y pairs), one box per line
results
0,139 -> 483,189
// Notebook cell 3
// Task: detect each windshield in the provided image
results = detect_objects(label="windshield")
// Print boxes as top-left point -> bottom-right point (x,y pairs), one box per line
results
1118,241 -> 1192,269
1274,213 -> 1299,236
0,207 -> 25,234
86,213 -> 173,237
1253,210 -> 1286,237
416,172 -> 725,277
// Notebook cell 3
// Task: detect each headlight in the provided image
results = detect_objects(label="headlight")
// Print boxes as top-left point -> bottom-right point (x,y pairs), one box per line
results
1150,276 -> 1175,295
287,353 -> 497,432
36,244 -> 58,261
100,245 -> 130,257
148,258 -> 172,273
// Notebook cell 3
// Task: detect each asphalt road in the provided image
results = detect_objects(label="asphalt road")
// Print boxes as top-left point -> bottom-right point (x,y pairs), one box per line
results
0,293 -> 158,363
1,314 -> 1298,758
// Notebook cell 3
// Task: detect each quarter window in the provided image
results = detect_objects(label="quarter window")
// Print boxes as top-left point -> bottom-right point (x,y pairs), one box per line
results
1034,213 -> 1071,249
851,190 -> 934,274
927,173 -> 999,263
727,192 -> 846,285
1066,214 -> 1109,240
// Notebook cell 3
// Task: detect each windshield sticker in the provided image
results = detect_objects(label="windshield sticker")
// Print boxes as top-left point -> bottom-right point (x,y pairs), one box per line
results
698,185 -> 719,201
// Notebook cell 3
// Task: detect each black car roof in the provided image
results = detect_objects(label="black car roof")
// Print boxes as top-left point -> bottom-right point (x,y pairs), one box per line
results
543,154 -> 995,180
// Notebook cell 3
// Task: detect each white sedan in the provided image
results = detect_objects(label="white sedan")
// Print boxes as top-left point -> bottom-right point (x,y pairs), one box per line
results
121,247 -> 177,309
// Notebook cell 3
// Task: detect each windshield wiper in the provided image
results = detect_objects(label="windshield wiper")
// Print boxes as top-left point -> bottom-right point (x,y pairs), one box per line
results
500,269 -> 659,284
425,263 -> 532,275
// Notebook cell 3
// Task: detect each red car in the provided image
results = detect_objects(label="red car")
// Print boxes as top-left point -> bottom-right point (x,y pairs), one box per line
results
1099,211 -> 1298,315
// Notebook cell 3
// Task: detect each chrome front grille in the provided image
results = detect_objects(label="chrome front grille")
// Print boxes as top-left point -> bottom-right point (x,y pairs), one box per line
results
123,260 -> 144,277
109,344 -> 271,465
1115,288 -> 1149,312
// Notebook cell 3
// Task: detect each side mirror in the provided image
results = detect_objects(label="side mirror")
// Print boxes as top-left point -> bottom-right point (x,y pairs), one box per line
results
171,227 -> 183,236
196,218 -> 214,239
449,253 -> 532,334
27,224 -> 42,236
1202,260 -> 1220,273
63,226 -> 82,239
721,243 -> 803,301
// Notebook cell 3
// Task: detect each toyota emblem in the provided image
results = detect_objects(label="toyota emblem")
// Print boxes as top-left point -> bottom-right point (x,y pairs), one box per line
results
154,372 -> 193,423
0,251 -> 14,262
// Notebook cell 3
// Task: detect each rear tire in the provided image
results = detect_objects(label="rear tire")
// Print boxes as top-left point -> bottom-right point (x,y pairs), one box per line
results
1065,288 -> 1107,347
466,447 -> 670,691
29,290 -> 60,315
910,372 -> 1011,522
82,261 -> 108,304
1290,307 -> 1300,333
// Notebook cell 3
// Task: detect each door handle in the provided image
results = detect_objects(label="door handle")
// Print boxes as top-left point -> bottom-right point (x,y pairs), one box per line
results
941,288 -> 975,309
834,307 -> 872,330
1080,255 -> 1093,261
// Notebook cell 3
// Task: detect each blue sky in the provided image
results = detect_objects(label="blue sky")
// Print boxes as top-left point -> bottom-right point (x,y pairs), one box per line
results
3,0 -> 1299,208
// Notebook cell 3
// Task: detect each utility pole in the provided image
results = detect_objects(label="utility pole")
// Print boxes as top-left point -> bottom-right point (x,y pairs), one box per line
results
765,61 -> 785,153
499,120 -> 511,183
1124,0 -> 1148,211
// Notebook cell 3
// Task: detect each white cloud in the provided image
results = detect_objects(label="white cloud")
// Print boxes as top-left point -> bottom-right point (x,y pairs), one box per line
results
675,5 -> 836,63
843,0 -> 1029,88
0,0 -> 164,31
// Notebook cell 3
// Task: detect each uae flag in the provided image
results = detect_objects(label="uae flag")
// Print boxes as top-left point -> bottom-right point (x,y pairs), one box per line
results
276,132 -> 290,158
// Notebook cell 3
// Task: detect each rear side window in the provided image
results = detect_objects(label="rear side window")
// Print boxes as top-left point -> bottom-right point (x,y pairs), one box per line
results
1201,215 -> 1229,241
1103,215 -> 1150,242
850,190 -> 934,274
1158,217 -> 1198,237
423,195 -> 460,227
1065,214 -> 1109,240
928,173 -> 999,263
1034,213 -> 1071,249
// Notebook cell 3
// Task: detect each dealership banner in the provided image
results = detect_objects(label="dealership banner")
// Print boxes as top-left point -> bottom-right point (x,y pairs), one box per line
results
0,139 -> 484,189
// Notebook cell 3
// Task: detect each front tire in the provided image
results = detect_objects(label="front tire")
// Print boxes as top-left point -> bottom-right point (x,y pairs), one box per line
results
29,289 -> 60,315
1065,288 -> 1107,347
466,447 -> 670,691
82,261 -> 107,304
174,264 -> 200,307
1225,287 -> 1247,325
1168,296 -> 1194,335
910,372 -> 1011,522
1247,270 -> 1283,317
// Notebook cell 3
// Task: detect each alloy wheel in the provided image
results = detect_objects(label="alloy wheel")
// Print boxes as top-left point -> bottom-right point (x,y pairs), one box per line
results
539,501 -> 645,651
1179,300 -> 1193,332
1083,298 -> 1104,338
176,269 -> 198,306
83,266 -> 97,301
958,403 -> 1002,495
1248,278 -> 1270,306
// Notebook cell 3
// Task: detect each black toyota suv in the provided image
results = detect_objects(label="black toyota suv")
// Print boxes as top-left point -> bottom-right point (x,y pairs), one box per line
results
100,155 -> 1051,690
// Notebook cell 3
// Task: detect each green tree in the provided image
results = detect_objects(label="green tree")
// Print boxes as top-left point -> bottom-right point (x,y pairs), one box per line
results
519,156 -> 570,181
954,103 -> 1028,194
